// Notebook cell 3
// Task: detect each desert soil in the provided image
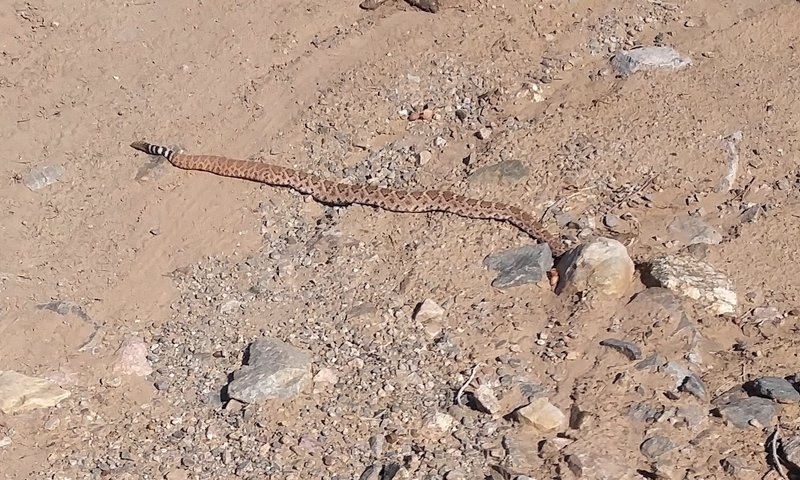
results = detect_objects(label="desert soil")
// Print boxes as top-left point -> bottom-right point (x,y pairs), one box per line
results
3,0 -> 800,479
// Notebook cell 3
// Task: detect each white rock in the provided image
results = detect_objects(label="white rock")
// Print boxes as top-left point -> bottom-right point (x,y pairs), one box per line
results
413,299 -> 445,322
648,254 -> 737,315
0,371 -> 71,414
515,398 -> 566,432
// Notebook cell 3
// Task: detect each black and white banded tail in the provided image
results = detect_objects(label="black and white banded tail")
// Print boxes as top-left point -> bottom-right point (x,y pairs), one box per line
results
130,141 -> 176,161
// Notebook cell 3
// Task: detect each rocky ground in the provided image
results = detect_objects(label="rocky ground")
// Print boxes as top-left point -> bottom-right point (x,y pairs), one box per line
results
3,0 -> 800,479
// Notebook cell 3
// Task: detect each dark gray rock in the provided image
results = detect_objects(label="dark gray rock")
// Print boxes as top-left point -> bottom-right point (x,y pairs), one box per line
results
746,376 -> 800,404
227,337 -> 312,404
599,338 -> 642,360
715,396 -> 779,428
483,244 -> 553,288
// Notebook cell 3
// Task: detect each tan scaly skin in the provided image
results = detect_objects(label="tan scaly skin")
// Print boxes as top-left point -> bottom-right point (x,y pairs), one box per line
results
130,141 -> 566,257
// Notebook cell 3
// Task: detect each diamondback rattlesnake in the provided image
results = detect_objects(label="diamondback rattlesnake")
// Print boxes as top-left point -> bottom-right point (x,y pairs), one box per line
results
130,141 -> 565,256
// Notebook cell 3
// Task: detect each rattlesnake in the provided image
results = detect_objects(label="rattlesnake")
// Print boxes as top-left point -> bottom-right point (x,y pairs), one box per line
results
130,141 -> 565,256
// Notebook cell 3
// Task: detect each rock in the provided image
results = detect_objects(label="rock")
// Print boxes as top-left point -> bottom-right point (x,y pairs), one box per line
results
751,306 -> 781,323
566,452 -> 635,479
406,0 -> 439,13
412,299 -> 444,322
780,435 -> 800,470
467,160 -> 529,185
0,370 -> 71,414
472,384 -> 502,414
416,150 -> 433,166
640,435 -> 674,458
502,431 -> 544,473
599,338 -> 642,360
745,377 -> 800,404
555,237 -> 634,298
721,456 -> 756,478
419,412 -> 454,440
313,368 -> 338,385
610,46 -> 692,76
483,244 -> 553,288
646,255 -> 737,315
22,164 -> 66,191
662,362 -> 706,399
112,335 -> 153,377
0,436 -> 12,448
227,337 -> 312,403
666,216 -> 722,246
476,127 -> 492,140
514,398 -> 566,431
715,396 -> 778,428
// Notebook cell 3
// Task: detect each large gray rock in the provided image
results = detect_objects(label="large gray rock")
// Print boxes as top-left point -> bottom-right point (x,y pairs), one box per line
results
227,338 -> 312,403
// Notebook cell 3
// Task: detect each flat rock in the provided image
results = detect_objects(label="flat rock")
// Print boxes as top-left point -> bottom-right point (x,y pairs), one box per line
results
412,299 -> 444,322
646,254 -> 737,315
227,337 -> 312,403
745,376 -> 800,404
0,370 -> 71,414
640,435 -> 674,459
666,216 -> 722,246
715,396 -> 778,428
599,338 -> 642,360
467,160 -> 529,185
514,398 -> 565,432
610,46 -> 692,76
555,237 -> 634,298
472,384 -> 502,414
565,452 -> 636,480
502,431 -> 544,474
483,244 -> 553,288
780,435 -> 800,470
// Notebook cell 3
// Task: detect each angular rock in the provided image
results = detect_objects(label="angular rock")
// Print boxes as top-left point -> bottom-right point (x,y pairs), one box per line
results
514,398 -> 565,431
419,412 -> 454,440
780,435 -> 800,470
745,376 -> 800,404
599,338 -> 642,360
483,244 -> 553,288
0,370 -> 71,414
502,431 -> 544,474
112,335 -> 153,377
468,160 -> 529,185
472,384 -> 502,415
646,255 -> 737,315
610,46 -> 692,76
413,299 -> 444,322
227,337 -> 311,403
555,237 -> 634,298
715,396 -> 778,428
566,452 -> 635,479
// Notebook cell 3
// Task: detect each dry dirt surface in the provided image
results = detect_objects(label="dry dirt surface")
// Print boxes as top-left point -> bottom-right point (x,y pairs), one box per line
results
3,0 -> 800,479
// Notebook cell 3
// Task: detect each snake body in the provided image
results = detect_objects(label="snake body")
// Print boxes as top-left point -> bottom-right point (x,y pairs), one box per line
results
130,141 -> 565,256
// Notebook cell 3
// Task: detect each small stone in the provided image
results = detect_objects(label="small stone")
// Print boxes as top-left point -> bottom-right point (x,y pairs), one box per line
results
359,464 -> 380,480
502,431 -> 544,473
603,213 -> 621,229
413,299 -> 444,322
746,377 -> 800,404
112,335 -> 153,377
610,46 -> 692,76
751,306 -> 781,322
368,434 -> 385,456
0,371 -> 71,414
219,299 -> 243,314
421,108 -> 434,121
715,396 -> 778,428
472,384 -> 502,414
684,18 -> 698,27
468,160 -> 529,185
476,127 -> 492,140
640,435 -> 674,458
555,237 -> 635,299
599,338 -> 642,360
646,255 -> 737,315
721,456 -> 755,478
565,452 -> 633,479
444,470 -> 467,480
515,398 -> 566,431
433,136 -> 447,148
227,337 -> 312,403
0,436 -> 11,448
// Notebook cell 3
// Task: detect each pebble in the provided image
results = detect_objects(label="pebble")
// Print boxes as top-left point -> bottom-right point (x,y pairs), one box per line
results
483,244 -> 553,288
646,254 -> 737,315
514,398 -> 566,432
746,376 -> 800,403
313,367 -> 338,385
112,335 -> 154,377
416,150 -> 433,166
714,396 -> 778,428
599,338 -> 642,360
227,337 -> 312,403
555,237 -> 634,298
419,412 -> 454,439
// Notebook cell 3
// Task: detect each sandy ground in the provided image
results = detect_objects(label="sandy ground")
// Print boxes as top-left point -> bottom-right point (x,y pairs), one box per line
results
3,0 -> 800,478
